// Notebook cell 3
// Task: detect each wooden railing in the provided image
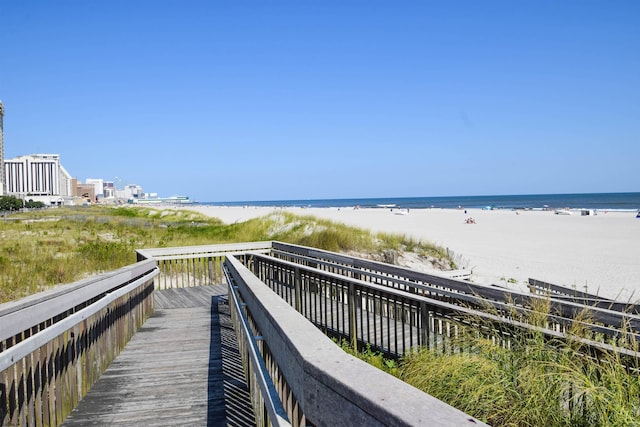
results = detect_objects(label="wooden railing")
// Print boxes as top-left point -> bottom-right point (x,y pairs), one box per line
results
268,242 -> 640,344
137,242 -> 487,425
528,278 -> 640,314
137,241 -> 640,426
238,251 -> 640,362
5,240 -> 636,426
224,255 -> 483,426
136,241 -> 272,290
0,260 -> 158,426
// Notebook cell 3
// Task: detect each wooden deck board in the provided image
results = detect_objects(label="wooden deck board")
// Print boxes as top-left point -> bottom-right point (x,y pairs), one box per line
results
61,285 -> 256,426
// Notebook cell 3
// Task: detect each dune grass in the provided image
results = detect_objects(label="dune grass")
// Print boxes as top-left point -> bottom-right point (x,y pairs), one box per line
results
0,206 -> 451,303
5,206 -> 639,424
342,301 -> 640,427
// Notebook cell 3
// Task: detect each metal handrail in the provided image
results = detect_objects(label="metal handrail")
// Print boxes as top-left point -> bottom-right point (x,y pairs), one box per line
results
224,266 -> 291,427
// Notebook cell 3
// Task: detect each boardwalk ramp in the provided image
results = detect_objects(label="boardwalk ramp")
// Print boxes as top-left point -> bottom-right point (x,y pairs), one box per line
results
61,285 -> 255,426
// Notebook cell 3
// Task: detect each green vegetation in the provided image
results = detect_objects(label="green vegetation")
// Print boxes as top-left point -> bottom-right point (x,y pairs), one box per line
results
0,206 -> 450,303
4,205 -> 639,425
0,195 -> 25,211
342,303 -> 640,427
336,339 -> 400,377
24,200 -> 46,209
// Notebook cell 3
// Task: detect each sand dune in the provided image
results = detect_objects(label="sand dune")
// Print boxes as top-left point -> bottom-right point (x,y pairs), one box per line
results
187,205 -> 640,302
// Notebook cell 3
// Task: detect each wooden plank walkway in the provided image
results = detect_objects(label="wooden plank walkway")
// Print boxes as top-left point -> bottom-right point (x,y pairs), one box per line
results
61,285 -> 256,426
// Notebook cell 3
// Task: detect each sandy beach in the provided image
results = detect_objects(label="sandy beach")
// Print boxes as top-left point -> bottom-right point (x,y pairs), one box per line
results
186,205 -> 640,302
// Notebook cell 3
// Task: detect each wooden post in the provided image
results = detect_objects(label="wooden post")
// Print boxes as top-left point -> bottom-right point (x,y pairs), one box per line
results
420,301 -> 430,349
33,345 -> 43,427
349,283 -> 358,349
294,267 -> 302,313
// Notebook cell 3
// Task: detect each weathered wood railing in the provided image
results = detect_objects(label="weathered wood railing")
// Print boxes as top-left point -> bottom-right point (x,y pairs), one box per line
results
0,260 -> 158,426
5,241 -> 633,426
136,241 -> 272,289
137,242 -> 487,425
136,241 -> 640,426
238,251 -> 640,362
224,255 -> 484,426
137,241 -> 640,344
268,242 -> 640,343
528,277 -> 640,314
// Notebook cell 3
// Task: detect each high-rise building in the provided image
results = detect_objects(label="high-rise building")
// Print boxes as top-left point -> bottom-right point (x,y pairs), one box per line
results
0,100 -> 5,196
5,154 -> 73,197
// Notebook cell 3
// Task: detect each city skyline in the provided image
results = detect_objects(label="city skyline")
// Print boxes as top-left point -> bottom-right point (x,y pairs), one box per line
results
0,150 -> 155,205
1,2 -> 638,202
0,100 -> 160,201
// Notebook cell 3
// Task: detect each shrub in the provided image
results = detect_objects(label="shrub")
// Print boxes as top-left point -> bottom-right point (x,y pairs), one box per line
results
0,195 -> 23,211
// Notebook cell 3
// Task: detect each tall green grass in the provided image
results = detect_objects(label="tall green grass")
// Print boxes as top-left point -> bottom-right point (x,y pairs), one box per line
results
5,206 -> 638,425
0,206 -> 452,303
342,300 -> 640,426
401,330 -> 640,425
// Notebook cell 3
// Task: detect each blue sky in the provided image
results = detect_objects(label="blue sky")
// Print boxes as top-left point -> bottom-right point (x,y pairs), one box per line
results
1,1 -> 638,202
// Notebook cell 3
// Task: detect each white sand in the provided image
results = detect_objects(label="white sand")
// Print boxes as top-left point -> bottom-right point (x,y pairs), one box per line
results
187,205 -> 640,302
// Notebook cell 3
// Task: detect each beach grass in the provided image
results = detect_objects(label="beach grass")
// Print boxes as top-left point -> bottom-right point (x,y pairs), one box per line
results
342,301 -> 640,427
0,206 -> 452,303
4,205 -> 639,424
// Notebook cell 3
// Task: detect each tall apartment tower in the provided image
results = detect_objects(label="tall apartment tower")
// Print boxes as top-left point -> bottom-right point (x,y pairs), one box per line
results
0,101 -> 5,196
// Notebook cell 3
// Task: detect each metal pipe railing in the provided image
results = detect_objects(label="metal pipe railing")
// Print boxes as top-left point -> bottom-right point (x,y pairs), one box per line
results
224,266 -> 292,427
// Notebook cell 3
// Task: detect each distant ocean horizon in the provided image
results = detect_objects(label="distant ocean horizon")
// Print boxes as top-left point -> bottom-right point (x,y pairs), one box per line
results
201,192 -> 640,211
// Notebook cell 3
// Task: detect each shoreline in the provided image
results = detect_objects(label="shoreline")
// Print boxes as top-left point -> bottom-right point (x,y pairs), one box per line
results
183,205 -> 640,303
199,202 -> 639,213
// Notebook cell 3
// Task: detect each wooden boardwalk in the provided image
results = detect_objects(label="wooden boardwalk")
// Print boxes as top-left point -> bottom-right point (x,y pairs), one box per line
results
61,285 -> 256,427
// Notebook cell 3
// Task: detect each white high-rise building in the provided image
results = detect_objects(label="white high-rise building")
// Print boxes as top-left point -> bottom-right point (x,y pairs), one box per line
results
0,101 -> 5,196
5,154 -> 72,197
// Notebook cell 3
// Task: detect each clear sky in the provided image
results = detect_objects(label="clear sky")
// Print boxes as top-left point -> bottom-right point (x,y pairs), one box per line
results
1,1 -> 638,202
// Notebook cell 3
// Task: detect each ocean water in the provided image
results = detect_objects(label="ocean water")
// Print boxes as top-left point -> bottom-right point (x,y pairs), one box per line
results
203,192 -> 640,211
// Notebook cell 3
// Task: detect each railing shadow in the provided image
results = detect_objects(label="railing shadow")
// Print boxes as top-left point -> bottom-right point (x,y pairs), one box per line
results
208,295 -> 256,427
